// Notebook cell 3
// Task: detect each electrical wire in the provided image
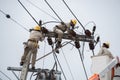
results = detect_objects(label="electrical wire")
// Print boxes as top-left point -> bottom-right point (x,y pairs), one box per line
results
35,40 -> 72,62
18,71 -> 20,80
84,21 -> 97,56
66,38 -> 89,80
42,40 -> 47,69
61,48 -> 75,80
0,9 -> 6,15
53,53 -> 67,80
47,38 -> 67,80
42,21 -> 61,25
0,70 -> 12,80
11,71 -> 19,80
99,38 -> 102,48
51,45 -> 58,71
84,21 -> 96,28
10,18 -> 29,32
77,49 -> 88,80
0,9 -> 29,32
32,41 -> 73,79
18,0 -> 39,25
68,42 -> 85,59
81,41 -> 85,60
62,0 -> 85,31
30,72 -> 34,80
44,0 -> 62,22
26,0 -> 59,21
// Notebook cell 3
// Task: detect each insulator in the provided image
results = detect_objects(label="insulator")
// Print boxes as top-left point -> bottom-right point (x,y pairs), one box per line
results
47,37 -> 53,45
42,27 -> 49,34
93,26 -> 96,32
96,36 -> 100,43
85,29 -> 91,37
39,20 -> 42,26
89,42 -> 94,50
69,30 -> 76,37
75,41 -> 80,48
92,26 -> 96,35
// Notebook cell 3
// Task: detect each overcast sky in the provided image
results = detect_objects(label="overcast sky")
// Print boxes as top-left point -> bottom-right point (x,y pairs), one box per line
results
0,0 -> 120,80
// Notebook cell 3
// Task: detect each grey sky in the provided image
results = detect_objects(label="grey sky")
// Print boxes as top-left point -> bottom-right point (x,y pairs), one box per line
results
0,0 -> 120,80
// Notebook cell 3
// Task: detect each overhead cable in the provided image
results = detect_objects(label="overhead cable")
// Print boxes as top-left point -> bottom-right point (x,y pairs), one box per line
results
0,9 -> 29,32
62,0 -> 85,31
26,0 -> 59,21
44,0 -> 63,22
61,48 -> 75,80
11,71 -> 19,80
77,49 -> 88,80
0,70 -> 12,80
81,41 -> 85,60
18,0 -> 39,25
53,53 -> 67,80
35,41 -> 72,62
42,21 -> 61,25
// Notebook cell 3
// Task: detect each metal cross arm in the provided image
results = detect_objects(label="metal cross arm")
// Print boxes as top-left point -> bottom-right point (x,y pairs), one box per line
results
7,67 -> 41,72
45,31 -> 94,42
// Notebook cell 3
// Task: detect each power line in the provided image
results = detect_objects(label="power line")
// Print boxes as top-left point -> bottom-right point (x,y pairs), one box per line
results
61,48 -> 75,80
77,49 -> 88,80
81,42 -> 85,60
62,0 -> 85,31
68,41 -> 88,80
11,71 -> 19,80
10,18 -> 29,32
0,70 -> 12,80
35,41 -> 72,62
0,78 -> 3,80
44,0 -> 63,22
18,0 -> 39,26
26,0 -> 59,21
0,9 -> 29,32
53,53 -> 67,80
0,9 -> 6,15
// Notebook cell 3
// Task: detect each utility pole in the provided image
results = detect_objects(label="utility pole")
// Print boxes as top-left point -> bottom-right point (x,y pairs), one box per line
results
7,32 -> 94,80
20,52 -> 31,80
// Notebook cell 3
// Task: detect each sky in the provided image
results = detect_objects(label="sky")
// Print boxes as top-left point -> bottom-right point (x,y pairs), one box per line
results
0,0 -> 120,80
